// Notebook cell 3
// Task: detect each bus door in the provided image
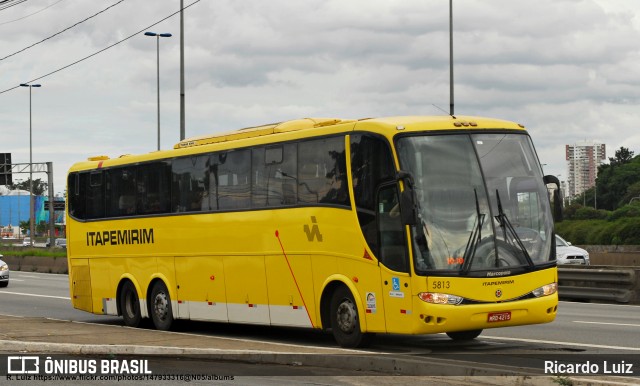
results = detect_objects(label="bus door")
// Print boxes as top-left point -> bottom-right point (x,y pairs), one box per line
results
376,184 -> 413,330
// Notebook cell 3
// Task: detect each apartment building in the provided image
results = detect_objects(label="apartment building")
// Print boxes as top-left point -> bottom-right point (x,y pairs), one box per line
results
565,142 -> 606,198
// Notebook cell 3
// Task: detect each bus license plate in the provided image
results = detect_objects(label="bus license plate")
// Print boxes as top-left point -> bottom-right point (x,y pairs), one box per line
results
487,311 -> 511,322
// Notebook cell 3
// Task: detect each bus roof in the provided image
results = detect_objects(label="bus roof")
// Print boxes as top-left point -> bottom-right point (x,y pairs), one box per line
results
71,115 -> 526,172
172,115 -> 524,150
173,118 -> 355,149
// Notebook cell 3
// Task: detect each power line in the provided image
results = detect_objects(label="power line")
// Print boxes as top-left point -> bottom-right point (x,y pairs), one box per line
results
0,0 -> 125,61
0,0 -> 28,12
0,0 -> 66,27
0,0 -> 200,95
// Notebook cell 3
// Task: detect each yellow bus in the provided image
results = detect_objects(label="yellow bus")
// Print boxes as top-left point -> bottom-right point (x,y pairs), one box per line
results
66,116 -> 561,348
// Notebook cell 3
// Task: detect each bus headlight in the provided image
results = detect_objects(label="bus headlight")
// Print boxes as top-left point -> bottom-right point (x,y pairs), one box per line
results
532,282 -> 557,297
418,292 -> 463,305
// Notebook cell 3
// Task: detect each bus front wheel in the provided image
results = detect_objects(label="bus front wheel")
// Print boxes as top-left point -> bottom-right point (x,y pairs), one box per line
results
446,329 -> 483,341
120,281 -> 141,327
329,286 -> 373,348
150,281 -> 174,331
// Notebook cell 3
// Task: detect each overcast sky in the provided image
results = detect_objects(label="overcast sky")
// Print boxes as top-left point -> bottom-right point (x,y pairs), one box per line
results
1,0 -> 639,193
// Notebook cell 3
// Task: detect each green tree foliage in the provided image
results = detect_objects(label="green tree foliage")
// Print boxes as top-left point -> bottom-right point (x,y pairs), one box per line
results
608,147 -> 634,165
593,148 -> 639,211
8,178 -> 48,196
18,220 -> 29,235
559,149 -> 640,244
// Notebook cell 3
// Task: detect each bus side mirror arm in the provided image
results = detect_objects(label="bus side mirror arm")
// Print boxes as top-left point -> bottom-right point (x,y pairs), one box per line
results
543,175 -> 563,222
397,171 -> 420,226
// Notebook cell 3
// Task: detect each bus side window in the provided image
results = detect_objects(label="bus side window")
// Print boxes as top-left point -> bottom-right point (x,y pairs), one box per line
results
298,136 -> 350,207
171,155 -> 209,212
212,149 -> 251,210
137,162 -> 171,215
106,167 -> 137,217
350,134 -> 395,256
252,144 -> 297,208
377,184 -> 408,272
86,171 -> 105,219
68,172 -> 86,220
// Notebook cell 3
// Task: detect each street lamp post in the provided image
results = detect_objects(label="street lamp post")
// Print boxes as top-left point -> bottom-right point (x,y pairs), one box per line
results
20,83 -> 41,246
144,32 -> 172,151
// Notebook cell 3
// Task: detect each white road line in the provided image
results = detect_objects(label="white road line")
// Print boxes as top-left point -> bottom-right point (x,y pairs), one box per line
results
13,275 -> 45,279
481,335 -> 640,351
560,300 -> 640,308
574,320 -> 640,328
12,272 -> 67,279
0,290 -> 70,300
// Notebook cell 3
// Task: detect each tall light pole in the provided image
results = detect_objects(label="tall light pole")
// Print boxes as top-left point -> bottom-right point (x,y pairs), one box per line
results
144,31 -> 172,151
20,83 -> 41,246
449,0 -> 454,116
180,0 -> 186,141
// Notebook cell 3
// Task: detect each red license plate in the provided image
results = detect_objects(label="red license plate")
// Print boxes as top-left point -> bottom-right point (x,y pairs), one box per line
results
487,311 -> 511,322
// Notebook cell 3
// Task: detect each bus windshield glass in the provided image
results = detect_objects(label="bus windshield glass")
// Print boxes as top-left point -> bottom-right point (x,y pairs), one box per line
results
396,132 -> 554,275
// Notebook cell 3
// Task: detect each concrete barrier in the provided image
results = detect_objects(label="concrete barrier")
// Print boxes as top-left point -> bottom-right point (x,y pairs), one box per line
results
582,245 -> 640,266
1,255 -> 68,274
558,265 -> 640,304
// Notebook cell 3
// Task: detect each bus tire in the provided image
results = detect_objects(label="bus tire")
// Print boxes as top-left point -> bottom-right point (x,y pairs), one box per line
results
446,329 -> 482,341
120,281 -> 142,327
329,286 -> 373,348
149,281 -> 174,331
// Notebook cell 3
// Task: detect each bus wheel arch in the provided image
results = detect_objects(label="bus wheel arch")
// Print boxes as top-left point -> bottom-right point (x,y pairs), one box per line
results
321,280 -> 373,348
147,279 -> 174,331
117,279 -> 143,328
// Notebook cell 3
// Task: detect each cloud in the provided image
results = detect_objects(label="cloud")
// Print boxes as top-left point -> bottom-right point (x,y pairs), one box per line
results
0,0 -> 639,192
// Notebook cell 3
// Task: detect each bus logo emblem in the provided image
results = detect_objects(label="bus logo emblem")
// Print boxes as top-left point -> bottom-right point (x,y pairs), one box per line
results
303,216 -> 323,242
495,289 -> 503,298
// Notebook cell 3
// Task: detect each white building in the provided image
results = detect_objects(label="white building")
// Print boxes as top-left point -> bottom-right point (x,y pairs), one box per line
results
565,141 -> 606,198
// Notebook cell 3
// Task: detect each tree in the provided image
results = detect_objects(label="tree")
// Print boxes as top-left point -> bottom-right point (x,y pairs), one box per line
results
594,152 -> 640,211
608,146 -> 634,166
19,220 -> 29,235
36,220 -> 47,236
8,178 -> 48,195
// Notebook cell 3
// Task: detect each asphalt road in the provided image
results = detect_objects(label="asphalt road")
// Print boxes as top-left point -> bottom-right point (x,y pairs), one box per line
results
2,270 -> 639,353
2,270 -> 640,386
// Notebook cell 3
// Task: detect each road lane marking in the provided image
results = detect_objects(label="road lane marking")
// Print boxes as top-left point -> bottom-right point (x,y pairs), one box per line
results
0,290 -> 70,300
481,335 -> 640,351
573,320 -> 640,328
11,273 -> 68,280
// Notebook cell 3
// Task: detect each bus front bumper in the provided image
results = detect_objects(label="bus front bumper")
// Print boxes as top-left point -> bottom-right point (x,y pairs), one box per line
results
404,294 -> 558,335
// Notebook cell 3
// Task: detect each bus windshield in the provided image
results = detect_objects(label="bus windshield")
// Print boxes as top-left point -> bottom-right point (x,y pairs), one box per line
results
396,132 -> 554,276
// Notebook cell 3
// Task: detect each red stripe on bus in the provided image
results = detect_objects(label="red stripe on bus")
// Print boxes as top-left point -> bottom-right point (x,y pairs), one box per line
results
275,229 -> 314,328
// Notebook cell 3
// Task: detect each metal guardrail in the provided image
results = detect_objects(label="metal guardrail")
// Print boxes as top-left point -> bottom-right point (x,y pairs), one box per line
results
558,266 -> 640,304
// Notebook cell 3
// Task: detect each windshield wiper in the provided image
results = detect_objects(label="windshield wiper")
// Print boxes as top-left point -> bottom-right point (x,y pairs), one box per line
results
494,190 -> 534,266
460,189 -> 485,274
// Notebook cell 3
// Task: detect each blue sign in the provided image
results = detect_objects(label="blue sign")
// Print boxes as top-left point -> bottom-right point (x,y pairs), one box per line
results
392,277 -> 400,291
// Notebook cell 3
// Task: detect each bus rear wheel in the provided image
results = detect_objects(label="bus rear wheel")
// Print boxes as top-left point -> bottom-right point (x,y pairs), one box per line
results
446,329 -> 483,341
329,286 -> 373,348
150,281 -> 174,331
120,281 -> 142,327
